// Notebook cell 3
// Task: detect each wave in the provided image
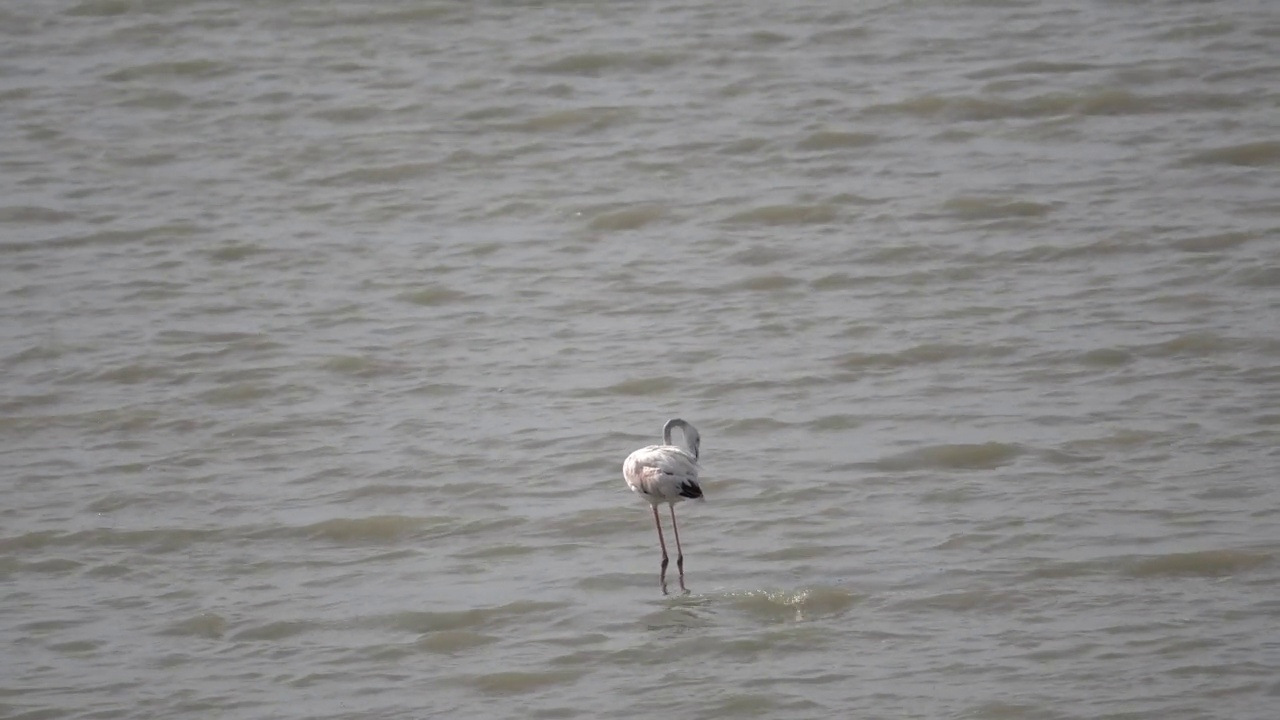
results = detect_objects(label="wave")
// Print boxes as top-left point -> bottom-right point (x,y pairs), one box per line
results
718,587 -> 862,623
836,342 -> 1017,371
370,600 -> 569,634
1126,549 -> 1271,578
875,442 -> 1023,471
1181,141 -> 1280,167
721,204 -> 839,226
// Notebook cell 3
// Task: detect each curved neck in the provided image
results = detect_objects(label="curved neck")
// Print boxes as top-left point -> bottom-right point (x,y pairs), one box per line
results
662,418 -> 699,459
662,418 -> 685,445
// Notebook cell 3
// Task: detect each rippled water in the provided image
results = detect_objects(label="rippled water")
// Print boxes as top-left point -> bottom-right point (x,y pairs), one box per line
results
3,0 -> 1278,718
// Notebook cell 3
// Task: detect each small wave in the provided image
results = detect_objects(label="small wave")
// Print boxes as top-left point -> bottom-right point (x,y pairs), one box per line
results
1138,331 -> 1233,358
453,544 -> 537,560
545,509 -> 635,539
405,381 -> 467,397
292,5 -> 453,27
320,355 -> 377,375
836,342 -> 1015,371
579,376 -> 679,397
796,130 -> 878,151
16,558 -> 83,574
507,107 -> 628,133
1063,428 -> 1167,452
64,0 -> 133,16
1126,549 -> 1271,578
1038,448 -> 1102,465
727,245 -> 790,267
299,515 -> 442,544
207,242 -> 266,262
154,330 -> 277,347
752,545 -> 834,561
338,483 -> 421,501
746,30 -> 789,46
160,613 -> 227,639
889,587 -> 1028,613
707,628 -> 832,659
1076,348 -> 1133,367
0,393 -> 62,417
963,701 -> 1047,718
458,105 -> 521,121
101,59 -> 232,82
934,533 -> 1000,550
0,528 -> 215,553
719,137 -> 771,155
726,274 -> 804,292
876,442 -> 1023,471
469,669 -> 585,695
197,382 -> 276,405
726,586 -> 860,623
90,363 -> 171,385
695,376 -> 832,399
1171,231 -> 1256,253
722,416 -> 792,434
230,620 -> 317,642
0,205 -> 76,223
721,204 -> 838,226
863,88 -> 1218,122
861,244 -> 939,265
4,345 -> 69,364
114,149 -> 181,166
86,492 -> 149,513
809,414 -> 863,431
116,90 -> 190,112
966,60 -> 1100,79
943,196 -> 1053,220
809,26 -> 872,44
1024,556 -> 1116,576
85,563 -> 132,578
525,51 -> 682,75
316,162 -> 435,186
310,105 -> 383,124
999,236 -> 1153,262
810,273 -> 870,290
0,530 -> 58,550
1181,141 -> 1280,167
415,629 -> 498,653
375,601 -> 568,634
397,286 -> 471,306
586,205 -> 665,231
47,640 -> 102,654
2,225 -> 195,253
319,355 -> 414,378
1234,266 -> 1280,288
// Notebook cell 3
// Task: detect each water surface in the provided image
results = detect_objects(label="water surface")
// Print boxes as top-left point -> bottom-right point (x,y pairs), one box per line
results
2,1 -> 1278,718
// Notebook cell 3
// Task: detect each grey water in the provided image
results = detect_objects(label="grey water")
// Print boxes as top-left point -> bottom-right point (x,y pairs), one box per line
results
2,1 -> 1278,718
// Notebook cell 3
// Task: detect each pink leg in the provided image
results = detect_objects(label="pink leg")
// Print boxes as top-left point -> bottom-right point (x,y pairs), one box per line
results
669,505 -> 686,581
652,505 -> 669,588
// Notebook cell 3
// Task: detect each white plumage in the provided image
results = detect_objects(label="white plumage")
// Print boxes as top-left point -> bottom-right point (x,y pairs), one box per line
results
623,418 -> 704,592
623,447 -> 702,504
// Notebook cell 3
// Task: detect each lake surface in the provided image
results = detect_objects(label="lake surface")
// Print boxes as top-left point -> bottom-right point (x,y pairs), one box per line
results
2,0 -> 1278,718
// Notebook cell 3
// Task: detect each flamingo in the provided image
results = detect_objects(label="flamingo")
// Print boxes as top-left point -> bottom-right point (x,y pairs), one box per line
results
623,418 -> 704,592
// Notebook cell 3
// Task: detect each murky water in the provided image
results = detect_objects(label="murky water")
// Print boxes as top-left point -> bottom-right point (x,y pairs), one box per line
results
2,0 -> 1278,718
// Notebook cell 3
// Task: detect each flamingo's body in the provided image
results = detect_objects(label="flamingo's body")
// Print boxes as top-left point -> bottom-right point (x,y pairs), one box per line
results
623,418 -> 704,592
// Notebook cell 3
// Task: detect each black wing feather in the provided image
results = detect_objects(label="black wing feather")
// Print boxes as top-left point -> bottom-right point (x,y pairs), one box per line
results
678,480 -> 703,500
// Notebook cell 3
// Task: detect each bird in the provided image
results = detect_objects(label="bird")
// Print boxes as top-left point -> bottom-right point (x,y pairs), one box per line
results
623,418 -> 705,592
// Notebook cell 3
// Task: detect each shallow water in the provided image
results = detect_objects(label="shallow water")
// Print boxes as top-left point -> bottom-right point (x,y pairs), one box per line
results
2,0 -> 1278,718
